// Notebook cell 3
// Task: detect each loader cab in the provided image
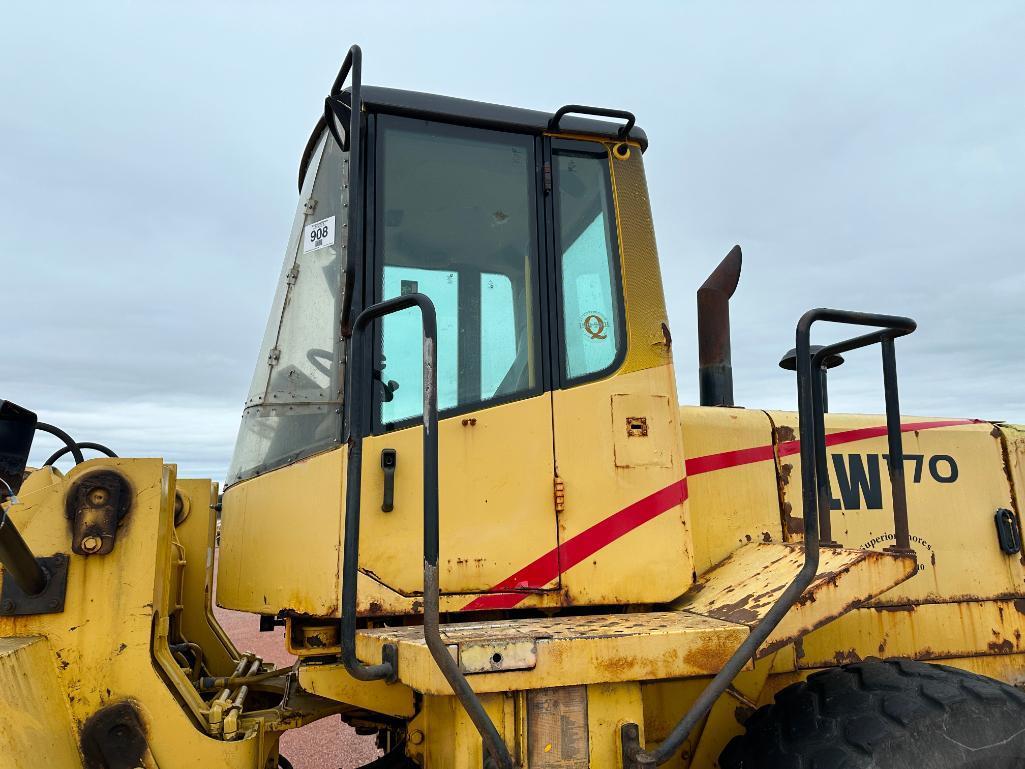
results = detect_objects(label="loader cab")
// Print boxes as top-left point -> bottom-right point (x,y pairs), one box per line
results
219,85 -> 692,619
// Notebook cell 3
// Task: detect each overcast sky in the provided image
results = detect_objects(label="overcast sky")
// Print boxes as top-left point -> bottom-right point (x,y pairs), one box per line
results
2,3 -> 1022,480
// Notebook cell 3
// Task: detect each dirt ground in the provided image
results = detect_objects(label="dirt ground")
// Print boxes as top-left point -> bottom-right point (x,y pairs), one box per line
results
213,605 -> 381,769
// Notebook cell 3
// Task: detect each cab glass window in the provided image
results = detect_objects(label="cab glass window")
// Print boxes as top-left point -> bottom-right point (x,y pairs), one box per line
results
552,142 -> 624,381
374,117 -> 541,428
226,132 -> 348,486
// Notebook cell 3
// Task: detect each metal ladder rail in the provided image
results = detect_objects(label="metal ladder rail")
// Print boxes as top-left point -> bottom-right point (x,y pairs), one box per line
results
339,293 -> 516,769
622,307 -> 917,767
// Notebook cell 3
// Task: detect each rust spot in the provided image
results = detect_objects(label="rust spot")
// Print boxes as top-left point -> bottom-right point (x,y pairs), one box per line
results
873,604 -> 915,613
989,639 -> 1015,654
680,582 -> 705,601
878,638 -> 887,655
776,426 -> 796,443
782,501 -> 804,535
793,637 -> 805,660
368,601 -> 383,614
779,463 -> 793,485
745,534 -> 752,542
992,425 -> 1003,439
761,531 -> 772,543
706,594 -> 760,624
834,648 -> 862,665
930,551 -> 937,567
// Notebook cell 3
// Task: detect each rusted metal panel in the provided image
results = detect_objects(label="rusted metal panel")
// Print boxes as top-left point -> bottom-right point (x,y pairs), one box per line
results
797,600 -> 1025,668
677,542 -> 917,657
357,610 -> 748,695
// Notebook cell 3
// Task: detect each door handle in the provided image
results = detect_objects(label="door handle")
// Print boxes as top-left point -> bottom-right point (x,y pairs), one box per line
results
380,449 -> 397,512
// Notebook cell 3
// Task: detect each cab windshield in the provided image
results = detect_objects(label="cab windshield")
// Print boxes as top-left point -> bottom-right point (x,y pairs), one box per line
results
226,132 -> 348,485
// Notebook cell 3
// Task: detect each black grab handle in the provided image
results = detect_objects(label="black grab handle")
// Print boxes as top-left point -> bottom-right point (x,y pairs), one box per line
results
548,104 -> 635,139
340,293 -> 515,769
623,307 -> 918,768
794,309 -> 917,552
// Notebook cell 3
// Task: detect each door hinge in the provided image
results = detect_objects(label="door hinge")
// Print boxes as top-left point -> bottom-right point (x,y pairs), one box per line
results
268,347 -> 281,366
543,161 -> 553,194
286,264 -> 300,285
554,477 -> 565,514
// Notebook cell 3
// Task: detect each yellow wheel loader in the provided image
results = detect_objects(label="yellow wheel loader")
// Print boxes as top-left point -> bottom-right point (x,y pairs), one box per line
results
4,44 -> 1025,769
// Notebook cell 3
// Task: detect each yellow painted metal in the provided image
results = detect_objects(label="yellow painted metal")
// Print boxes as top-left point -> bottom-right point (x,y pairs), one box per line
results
681,406 -> 785,573
358,393 -> 558,596
175,478 -> 238,676
0,458 -> 272,767
586,682 -> 646,768
641,677 -> 710,766
553,365 -> 693,605
356,611 -> 749,695
407,691 -> 511,769
0,637 -> 82,768
296,660 -> 417,718
608,144 -> 672,376
767,413 -> 1025,603
796,600 -> 1025,668
219,446 -> 344,615
678,542 -> 918,657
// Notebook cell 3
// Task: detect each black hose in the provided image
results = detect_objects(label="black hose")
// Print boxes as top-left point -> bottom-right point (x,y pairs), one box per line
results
34,423 -> 85,464
43,441 -> 117,466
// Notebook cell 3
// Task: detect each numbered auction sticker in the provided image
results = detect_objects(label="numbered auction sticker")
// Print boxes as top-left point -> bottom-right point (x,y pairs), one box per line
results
303,216 -> 335,254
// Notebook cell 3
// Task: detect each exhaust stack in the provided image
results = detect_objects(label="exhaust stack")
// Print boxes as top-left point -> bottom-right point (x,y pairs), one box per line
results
697,245 -> 742,407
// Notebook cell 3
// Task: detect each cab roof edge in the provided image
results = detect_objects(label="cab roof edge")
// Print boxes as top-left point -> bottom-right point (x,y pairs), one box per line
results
298,85 -> 646,193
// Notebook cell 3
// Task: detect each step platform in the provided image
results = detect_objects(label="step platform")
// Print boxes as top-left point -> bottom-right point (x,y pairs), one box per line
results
355,543 -> 917,695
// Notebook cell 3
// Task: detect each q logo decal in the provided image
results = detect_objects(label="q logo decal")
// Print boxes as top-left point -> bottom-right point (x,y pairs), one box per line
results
582,313 -> 608,340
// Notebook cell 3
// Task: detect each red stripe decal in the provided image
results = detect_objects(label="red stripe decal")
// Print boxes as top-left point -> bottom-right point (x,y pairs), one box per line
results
460,417 -> 979,611
460,479 -> 688,611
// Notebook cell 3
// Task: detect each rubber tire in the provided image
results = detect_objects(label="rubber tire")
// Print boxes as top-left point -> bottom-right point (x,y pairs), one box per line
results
720,658 -> 1025,769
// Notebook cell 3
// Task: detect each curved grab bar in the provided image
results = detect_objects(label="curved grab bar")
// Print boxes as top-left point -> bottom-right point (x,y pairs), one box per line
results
547,104 -> 635,139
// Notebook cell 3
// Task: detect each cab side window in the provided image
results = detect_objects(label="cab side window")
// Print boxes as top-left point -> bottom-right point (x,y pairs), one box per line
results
552,143 -> 624,382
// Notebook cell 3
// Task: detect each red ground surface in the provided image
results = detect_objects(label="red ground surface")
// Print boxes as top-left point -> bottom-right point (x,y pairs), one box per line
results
213,605 -> 380,769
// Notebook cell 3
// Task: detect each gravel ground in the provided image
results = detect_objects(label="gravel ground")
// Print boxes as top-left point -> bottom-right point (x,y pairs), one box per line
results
213,602 -> 381,769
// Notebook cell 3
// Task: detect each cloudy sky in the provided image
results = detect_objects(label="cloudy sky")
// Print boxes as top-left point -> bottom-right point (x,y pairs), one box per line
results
2,3 -> 1022,480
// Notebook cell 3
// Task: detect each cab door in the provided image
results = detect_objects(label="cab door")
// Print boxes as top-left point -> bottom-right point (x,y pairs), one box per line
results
356,115 -> 560,598
546,138 -> 692,606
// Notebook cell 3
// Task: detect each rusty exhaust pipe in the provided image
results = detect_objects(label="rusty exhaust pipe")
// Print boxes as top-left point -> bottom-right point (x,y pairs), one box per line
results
697,245 -> 742,407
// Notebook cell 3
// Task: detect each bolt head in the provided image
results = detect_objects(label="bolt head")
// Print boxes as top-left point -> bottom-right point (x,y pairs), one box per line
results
81,535 -> 102,553
1,599 -> 15,612
409,730 -> 425,745
88,487 -> 110,506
